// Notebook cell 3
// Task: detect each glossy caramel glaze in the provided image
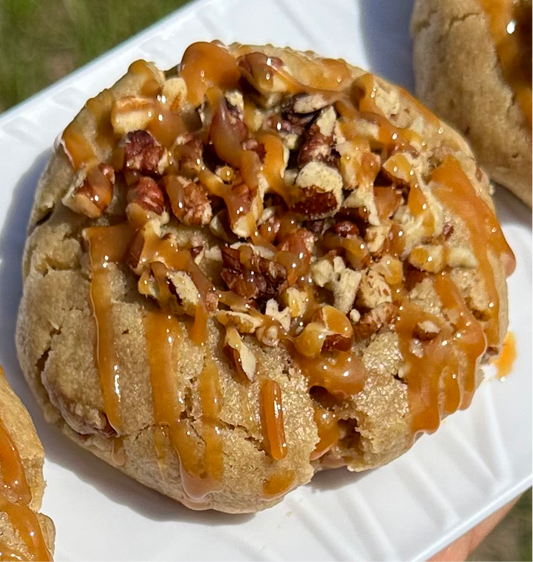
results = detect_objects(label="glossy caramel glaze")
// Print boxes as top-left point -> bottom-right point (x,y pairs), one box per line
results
432,156 -> 516,348
310,408 -> 340,461
262,470 -> 296,498
144,311 -> 223,506
85,223 -> 134,434
493,330 -> 517,378
260,380 -> 287,461
0,400 -> 51,561
0,416 -> 31,507
396,272 -> 487,435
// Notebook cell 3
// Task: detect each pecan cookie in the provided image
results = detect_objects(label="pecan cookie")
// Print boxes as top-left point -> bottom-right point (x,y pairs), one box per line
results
0,368 -> 55,560
16,42 -> 515,513
411,0 -> 532,206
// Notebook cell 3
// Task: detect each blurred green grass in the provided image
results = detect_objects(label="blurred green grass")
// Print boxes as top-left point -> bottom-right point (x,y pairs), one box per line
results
0,0 -> 188,111
0,2 -> 531,560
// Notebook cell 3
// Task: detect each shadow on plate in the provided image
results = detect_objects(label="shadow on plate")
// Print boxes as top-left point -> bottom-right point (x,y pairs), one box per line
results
359,0 -> 416,91
492,185 -> 532,229
0,149 -> 51,410
308,464 -> 368,492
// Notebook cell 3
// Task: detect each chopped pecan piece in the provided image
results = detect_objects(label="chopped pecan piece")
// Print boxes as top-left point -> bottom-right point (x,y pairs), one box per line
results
209,210 -> 238,243
62,163 -> 115,218
267,115 -> 305,136
352,302 -> 398,340
322,334 -> 352,352
161,175 -> 212,226
356,270 -> 392,309
175,135 -> 203,178
291,187 -> 339,220
374,186 -> 402,220
123,130 -> 165,175
216,310 -> 264,333
311,256 -> 361,314
329,220 -> 360,238
292,161 -> 343,219
291,93 -> 329,114
404,263 -> 428,291
294,305 -> 354,357
224,326 -> 257,381
221,246 -> 288,301
414,320 -> 441,341
298,124 -> 337,167
126,176 -> 168,227
304,219 -> 327,235
242,138 -> 266,160
110,96 -> 156,136
237,52 -> 285,106
258,215 -> 282,244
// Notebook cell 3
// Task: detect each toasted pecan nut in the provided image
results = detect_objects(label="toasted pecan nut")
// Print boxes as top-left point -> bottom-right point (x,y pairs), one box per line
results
123,130 -> 165,175
322,334 -> 352,352
288,92 -> 330,114
298,124 -> 338,167
258,215 -> 282,244
62,163 -> 115,218
175,135 -> 203,178
352,302 -> 398,340
413,320 -> 441,341
290,187 -> 339,220
267,115 -> 306,136
224,326 -> 257,381
126,176 -> 167,226
221,246 -> 288,301
237,52 -> 284,97
329,220 -> 360,238
374,186 -> 402,220
162,175 -> 212,226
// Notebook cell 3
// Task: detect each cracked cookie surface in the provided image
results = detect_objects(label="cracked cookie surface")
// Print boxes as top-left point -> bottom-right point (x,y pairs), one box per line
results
16,42 -> 514,513
411,0 -> 532,206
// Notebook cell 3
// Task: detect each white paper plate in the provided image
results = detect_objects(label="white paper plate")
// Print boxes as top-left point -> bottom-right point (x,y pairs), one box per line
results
0,0 -> 530,560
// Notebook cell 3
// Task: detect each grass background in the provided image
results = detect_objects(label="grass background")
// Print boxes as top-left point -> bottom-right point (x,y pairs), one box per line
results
0,1 -> 530,560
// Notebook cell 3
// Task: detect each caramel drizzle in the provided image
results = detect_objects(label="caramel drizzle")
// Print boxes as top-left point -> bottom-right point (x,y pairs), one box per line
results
206,88 -> 261,192
492,331 -> 517,379
0,498 -> 51,562
396,299 -> 452,434
432,156 -> 516,347
85,223 -> 135,434
434,273 -> 487,410
260,380 -> 287,461
135,226 -> 215,344
86,89 -> 116,148
144,311 -> 223,503
0,416 -> 31,506
310,408 -> 340,461
0,397 -> 51,561
396,272 -> 487,435
294,351 -> 366,399
180,42 -> 241,107
129,60 -> 162,98
477,0 -> 532,127
61,120 -> 98,171
262,470 -> 296,499
336,76 -> 423,150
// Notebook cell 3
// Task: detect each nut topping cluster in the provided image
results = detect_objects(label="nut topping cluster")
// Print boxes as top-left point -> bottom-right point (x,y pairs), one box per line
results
61,42 -> 479,384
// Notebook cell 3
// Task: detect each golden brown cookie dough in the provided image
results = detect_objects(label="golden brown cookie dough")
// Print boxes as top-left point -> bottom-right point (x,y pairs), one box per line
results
0,368 -> 55,560
411,0 -> 532,206
16,42 -> 514,513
